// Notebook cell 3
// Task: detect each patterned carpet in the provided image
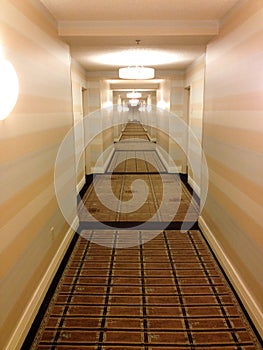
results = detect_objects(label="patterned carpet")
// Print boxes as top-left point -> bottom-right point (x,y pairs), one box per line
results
28,231 -> 261,349
24,122 -> 262,349
78,174 -> 199,224
107,151 -> 166,173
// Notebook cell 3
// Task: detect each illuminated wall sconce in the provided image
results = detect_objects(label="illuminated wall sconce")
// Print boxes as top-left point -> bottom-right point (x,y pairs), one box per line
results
0,48 -> 19,120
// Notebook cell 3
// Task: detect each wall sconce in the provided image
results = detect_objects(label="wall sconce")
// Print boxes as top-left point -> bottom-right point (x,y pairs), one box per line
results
0,47 -> 19,120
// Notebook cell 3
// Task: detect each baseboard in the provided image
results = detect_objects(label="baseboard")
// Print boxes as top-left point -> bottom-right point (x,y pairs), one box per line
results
156,146 -> 181,173
156,147 -> 169,172
103,147 -> 114,172
76,176 -> 86,193
114,134 -> 122,142
169,165 -> 182,173
188,175 -> 200,197
147,135 -> 156,142
92,147 -> 115,174
91,166 -> 104,173
6,216 -> 79,350
198,216 -> 263,338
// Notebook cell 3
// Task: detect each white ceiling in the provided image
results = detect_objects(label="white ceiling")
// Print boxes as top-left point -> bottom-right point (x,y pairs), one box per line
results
41,0 -> 240,21
40,0 -> 241,76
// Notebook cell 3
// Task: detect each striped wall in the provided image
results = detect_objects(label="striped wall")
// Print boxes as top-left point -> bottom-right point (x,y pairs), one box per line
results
156,77 -> 186,173
0,1 -> 77,348
156,81 -> 171,170
100,80 -> 114,168
170,73 -> 187,173
200,0 -> 263,335
70,58 -> 87,191
185,55 -> 205,195
86,80 -> 101,114
85,81 -> 101,173
85,80 -> 115,173
170,72 -> 185,118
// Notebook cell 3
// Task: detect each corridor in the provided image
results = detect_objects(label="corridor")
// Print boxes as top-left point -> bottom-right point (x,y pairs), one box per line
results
24,123 -> 261,349
1,2 -> 263,349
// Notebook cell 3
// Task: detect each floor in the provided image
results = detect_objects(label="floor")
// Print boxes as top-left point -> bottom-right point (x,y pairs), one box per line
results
24,122 -> 262,349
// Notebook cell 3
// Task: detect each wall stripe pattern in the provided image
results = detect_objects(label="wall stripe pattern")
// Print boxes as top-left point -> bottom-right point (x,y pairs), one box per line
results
70,58 -> 87,189
85,79 -> 115,173
170,73 -> 187,172
185,55 -> 205,194
0,1 -> 76,348
201,0 -> 263,334
170,72 -> 185,118
85,80 -> 102,173
155,76 -> 186,172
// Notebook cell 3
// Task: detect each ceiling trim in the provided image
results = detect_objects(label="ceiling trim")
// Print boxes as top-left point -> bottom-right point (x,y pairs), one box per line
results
58,20 -> 219,37
110,83 -> 160,90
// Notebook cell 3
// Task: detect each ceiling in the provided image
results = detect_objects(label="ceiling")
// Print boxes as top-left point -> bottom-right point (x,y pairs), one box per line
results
40,0 -> 241,78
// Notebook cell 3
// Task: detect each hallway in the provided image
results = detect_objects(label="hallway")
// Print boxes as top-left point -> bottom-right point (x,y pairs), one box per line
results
25,123 -> 261,349
78,122 -> 199,229
1,1 -> 263,349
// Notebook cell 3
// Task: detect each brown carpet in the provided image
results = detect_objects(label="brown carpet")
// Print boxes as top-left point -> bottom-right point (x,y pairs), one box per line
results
78,174 -> 199,223
107,151 -> 166,173
30,230 -> 261,349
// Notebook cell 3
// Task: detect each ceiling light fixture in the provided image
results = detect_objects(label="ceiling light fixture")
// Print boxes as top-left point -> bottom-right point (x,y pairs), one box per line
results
119,40 -> 155,80
126,91 -> 142,98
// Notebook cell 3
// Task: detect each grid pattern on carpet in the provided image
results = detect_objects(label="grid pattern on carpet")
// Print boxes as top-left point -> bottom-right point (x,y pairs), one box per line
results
122,122 -> 146,132
116,122 -> 155,148
120,122 -> 149,141
120,134 -> 149,141
30,230 -> 261,349
107,151 -> 166,173
78,174 -> 199,223
114,141 -> 156,151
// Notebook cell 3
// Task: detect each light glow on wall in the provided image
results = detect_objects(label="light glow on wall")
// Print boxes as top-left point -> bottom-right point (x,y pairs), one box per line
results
0,47 -> 19,120
157,100 -> 169,110
0,59 -> 19,120
102,101 -> 113,109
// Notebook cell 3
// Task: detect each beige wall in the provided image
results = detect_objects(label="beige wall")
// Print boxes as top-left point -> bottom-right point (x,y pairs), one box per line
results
100,80 -> 113,109
156,77 -> 186,173
71,58 -> 87,190
85,81 -> 100,173
86,80 -> 101,114
201,0 -> 263,335
100,80 -> 114,167
170,72 -> 185,118
85,80 -> 114,173
0,1 -> 77,348
185,55 -> 205,194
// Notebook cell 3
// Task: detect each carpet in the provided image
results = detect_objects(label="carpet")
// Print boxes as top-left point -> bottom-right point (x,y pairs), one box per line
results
29,230 -> 262,349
